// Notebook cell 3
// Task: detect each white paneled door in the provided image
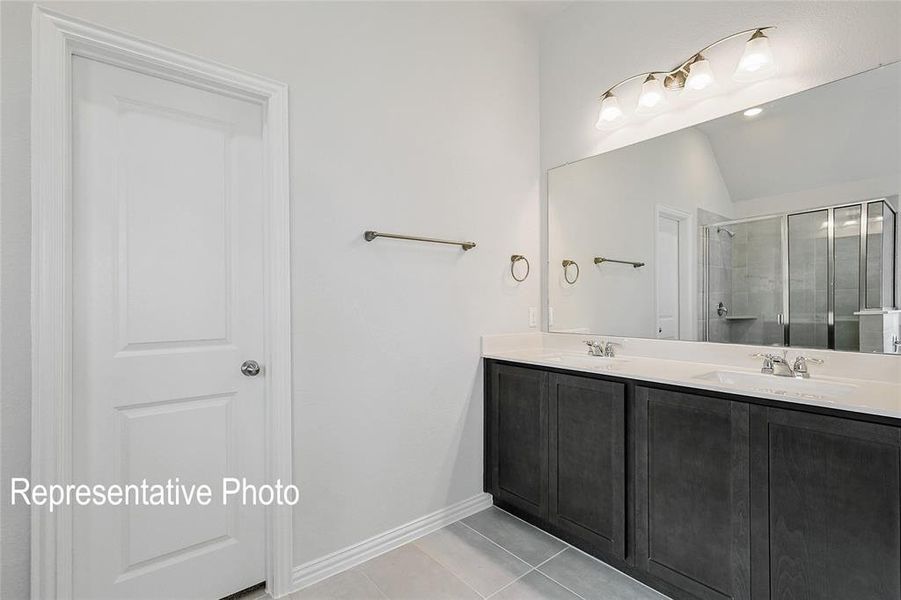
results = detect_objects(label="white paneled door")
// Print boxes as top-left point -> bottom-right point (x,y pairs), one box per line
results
72,55 -> 266,599
655,215 -> 681,340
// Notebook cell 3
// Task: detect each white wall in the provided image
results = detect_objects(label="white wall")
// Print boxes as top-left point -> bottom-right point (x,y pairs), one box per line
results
548,127 -> 733,336
539,0 -> 901,327
0,3 -> 32,597
0,2 -> 539,596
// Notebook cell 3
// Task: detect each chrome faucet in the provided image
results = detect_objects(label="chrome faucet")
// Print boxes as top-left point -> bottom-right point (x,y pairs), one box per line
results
585,340 -> 604,356
585,340 -> 619,358
753,351 -> 794,377
753,351 -> 824,378
792,355 -> 824,379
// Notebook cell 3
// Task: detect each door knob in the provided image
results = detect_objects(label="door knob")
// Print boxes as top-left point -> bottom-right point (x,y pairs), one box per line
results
241,360 -> 261,377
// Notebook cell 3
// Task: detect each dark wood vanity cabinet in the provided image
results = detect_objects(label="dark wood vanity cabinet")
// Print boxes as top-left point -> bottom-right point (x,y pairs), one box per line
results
549,374 -> 626,559
488,363 -> 549,520
485,359 -> 901,600
486,364 -> 627,560
749,406 -> 901,600
635,387 -> 750,600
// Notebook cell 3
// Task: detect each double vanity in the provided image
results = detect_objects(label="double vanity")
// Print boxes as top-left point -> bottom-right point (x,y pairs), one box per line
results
504,60 -> 901,599
482,334 -> 901,600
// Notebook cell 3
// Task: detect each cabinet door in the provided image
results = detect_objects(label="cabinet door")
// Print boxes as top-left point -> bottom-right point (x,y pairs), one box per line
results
549,374 -> 626,559
489,363 -> 549,520
636,387 -> 750,600
750,406 -> 901,600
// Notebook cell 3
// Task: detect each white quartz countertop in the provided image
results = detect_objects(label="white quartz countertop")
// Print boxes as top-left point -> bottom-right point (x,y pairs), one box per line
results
483,345 -> 901,421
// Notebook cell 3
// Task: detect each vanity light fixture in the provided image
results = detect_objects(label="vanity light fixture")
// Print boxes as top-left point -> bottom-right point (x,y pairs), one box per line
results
685,55 -> 715,91
636,74 -> 667,114
595,27 -> 776,129
596,91 -> 624,128
734,29 -> 776,81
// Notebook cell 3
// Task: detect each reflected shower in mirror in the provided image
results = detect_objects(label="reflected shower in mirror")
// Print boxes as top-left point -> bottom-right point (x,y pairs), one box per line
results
547,62 -> 901,354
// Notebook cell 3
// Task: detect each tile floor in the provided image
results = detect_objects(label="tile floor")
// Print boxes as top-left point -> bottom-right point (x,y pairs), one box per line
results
282,506 -> 670,600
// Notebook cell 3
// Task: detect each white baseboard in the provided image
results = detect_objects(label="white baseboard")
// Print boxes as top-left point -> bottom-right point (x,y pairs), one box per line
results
289,492 -> 493,594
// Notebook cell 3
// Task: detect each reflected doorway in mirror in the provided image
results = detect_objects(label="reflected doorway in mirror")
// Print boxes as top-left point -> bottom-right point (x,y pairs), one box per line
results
655,205 -> 695,340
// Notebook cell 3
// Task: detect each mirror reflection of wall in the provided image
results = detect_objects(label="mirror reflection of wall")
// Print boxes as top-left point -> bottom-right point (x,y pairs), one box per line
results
547,62 -> 901,354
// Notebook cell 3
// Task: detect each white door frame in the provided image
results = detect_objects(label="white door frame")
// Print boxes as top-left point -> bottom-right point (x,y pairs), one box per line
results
653,205 -> 696,341
31,7 -> 294,598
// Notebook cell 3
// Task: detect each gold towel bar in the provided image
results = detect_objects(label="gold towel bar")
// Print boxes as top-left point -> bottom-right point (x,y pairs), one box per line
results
364,230 -> 476,251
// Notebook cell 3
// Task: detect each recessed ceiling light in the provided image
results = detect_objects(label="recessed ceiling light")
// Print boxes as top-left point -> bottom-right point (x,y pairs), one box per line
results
743,107 -> 763,117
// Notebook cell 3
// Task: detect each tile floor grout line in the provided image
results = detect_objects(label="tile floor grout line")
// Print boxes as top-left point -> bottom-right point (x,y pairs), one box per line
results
531,546 -> 568,570
456,519 -> 542,568
482,548 -> 568,600
489,506 -> 575,553
417,511 -> 569,600
524,548 -> 594,600
355,568 -> 391,600
556,542 -> 671,599
533,569 -> 591,600
483,566 -> 535,599
411,534 -> 490,599
492,506 -> 670,599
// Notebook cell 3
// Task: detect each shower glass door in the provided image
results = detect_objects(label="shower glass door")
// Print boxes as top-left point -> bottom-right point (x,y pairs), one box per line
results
832,205 -> 864,351
708,199 -> 895,351
787,210 -> 829,349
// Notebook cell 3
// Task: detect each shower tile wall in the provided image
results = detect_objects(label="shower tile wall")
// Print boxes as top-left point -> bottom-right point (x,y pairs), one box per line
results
728,218 -> 784,346
704,201 -> 893,351
698,209 -> 731,342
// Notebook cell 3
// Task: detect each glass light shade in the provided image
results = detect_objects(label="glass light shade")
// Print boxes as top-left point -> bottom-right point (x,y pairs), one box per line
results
685,57 -> 715,91
636,75 -> 666,114
595,94 -> 624,129
734,32 -> 776,81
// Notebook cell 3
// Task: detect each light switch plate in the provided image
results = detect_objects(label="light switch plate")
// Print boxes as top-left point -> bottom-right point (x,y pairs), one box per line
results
528,307 -> 537,328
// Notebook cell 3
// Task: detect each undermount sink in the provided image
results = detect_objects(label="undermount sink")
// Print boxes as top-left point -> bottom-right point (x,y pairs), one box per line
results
539,353 -> 629,369
694,370 -> 857,401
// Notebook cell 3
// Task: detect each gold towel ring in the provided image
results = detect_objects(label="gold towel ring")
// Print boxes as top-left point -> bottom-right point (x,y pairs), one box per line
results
562,259 -> 580,284
510,255 -> 530,282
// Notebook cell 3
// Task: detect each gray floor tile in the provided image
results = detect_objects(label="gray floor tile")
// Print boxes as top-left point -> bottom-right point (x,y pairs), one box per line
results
357,544 -> 480,600
462,507 -> 566,566
538,549 -> 669,600
290,569 -> 386,600
414,521 -> 531,596
491,571 -> 581,600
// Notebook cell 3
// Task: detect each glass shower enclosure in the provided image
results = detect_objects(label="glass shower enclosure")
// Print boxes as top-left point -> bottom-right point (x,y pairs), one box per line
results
704,197 -> 897,351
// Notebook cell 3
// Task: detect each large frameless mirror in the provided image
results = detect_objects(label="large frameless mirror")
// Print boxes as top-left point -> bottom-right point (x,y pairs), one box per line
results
547,62 -> 900,353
